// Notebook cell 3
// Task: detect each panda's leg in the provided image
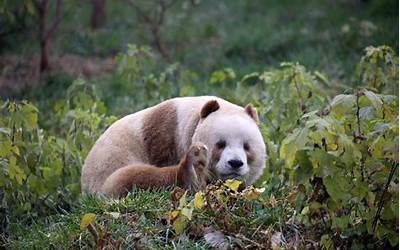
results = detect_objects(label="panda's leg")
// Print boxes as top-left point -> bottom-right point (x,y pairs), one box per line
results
101,143 -> 209,198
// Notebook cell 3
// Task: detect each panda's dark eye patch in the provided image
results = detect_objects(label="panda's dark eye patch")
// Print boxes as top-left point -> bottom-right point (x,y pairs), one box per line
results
243,142 -> 250,151
216,140 -> 226,149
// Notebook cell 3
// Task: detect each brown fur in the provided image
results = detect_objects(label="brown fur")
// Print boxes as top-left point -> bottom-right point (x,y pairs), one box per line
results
244,104 -> 259,124
102,164 -> 180,197
246,149 -> 256,164
102,143 -> 209,198
200,100 -> 220,118
142,101 -> 179,166
210,146 -> 223,175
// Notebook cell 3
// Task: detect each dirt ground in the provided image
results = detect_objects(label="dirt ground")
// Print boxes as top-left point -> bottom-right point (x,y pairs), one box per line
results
0,54 -> 114,97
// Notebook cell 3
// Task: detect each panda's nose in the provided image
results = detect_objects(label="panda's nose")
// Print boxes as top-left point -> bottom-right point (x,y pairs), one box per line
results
228,159 -> 243,169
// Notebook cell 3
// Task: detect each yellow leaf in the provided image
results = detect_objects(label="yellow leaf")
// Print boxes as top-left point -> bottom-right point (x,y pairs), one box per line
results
80,213 -> 96,230
327,143 -> 338,151
194,192 -> 204,209
173,215 -> 187,235
243,187 -> 265,200
171,210 -> 180,219
224,179 -> 242,192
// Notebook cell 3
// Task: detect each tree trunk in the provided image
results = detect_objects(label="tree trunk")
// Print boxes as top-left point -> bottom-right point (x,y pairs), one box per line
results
38,0 -> 50,72
91,0 -> 106,30
40,38 -> 50,72
35,0 -> 63,73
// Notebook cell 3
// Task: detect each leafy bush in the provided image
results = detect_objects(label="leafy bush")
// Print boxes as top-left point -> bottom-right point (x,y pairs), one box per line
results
0,79 -> 116,218
279,47 -> 398,247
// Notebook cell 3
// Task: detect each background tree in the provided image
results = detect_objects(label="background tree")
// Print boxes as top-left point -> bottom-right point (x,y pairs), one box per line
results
127,0 -> 178,61
90,0 -> 106,30
33,0 -> 64,73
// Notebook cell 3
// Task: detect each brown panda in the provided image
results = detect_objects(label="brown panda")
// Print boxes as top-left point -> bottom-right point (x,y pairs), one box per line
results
81,96 -> 266,197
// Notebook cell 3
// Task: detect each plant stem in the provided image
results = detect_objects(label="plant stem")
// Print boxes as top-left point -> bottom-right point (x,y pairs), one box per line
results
355,91 -> 361,136
372,160 -> 398,232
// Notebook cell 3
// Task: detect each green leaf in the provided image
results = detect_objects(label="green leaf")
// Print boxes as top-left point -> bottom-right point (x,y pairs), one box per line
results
20,102 -> 38,130
314,71 -> 329,85
363,90 -> 382,110
8,157 -> 26,185
210,71 -> 226,84
280,127 -> 309,167
0,139 -> 12,157
331,216 -> 349,230
301,206 -> 309,215
323,176 -> 351,202
351,179 -> 368,200
320,234 -> 334,250
330,94 -> 356,116
241,72 -> 260,85
291,150 -> 313,184
173,215 -> 187,235
25,0 -> 35,15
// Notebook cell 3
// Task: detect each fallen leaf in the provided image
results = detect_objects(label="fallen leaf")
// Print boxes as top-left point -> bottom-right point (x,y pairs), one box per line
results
173,215 -> 187,235
243,187 -> 265,200
179,191 -> 188,208
80,213 -> 96,230
194,192 -> 205,209
204,227 -> 229,250
224,179 -> 242,192
181,207 -> 193,220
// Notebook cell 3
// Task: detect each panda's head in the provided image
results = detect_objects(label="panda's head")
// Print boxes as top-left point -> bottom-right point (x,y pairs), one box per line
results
192,100 -> 266,185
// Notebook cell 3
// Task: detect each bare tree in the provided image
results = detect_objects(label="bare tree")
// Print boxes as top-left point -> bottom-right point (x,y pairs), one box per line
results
91,0 -> 106,30
34,0 -> 64,73
127,0 -> 178,61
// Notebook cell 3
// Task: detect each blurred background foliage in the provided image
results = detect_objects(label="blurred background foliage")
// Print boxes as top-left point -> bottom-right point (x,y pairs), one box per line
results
0,0 -> 398,248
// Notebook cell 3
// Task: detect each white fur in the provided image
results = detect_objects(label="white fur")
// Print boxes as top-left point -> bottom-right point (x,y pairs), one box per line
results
192,111 -> 266,185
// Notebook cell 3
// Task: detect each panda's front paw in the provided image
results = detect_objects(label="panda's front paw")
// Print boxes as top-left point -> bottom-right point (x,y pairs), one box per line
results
187,142 -> 209,170
181,142 -> 209,190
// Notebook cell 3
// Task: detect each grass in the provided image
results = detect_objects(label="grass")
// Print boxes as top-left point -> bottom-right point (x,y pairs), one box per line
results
6,184 -> 297,249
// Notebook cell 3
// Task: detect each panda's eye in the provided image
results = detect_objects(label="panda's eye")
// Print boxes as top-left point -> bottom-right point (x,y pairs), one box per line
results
243,142 -> 250,151
216,140 -> 226,149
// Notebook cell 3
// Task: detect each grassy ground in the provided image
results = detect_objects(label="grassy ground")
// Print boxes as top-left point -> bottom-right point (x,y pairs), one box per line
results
8,183 -> 306,249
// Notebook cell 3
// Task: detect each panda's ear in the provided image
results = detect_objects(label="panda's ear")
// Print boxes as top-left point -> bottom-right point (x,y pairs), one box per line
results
200,100 -> 220,118
244,104 -> 259,124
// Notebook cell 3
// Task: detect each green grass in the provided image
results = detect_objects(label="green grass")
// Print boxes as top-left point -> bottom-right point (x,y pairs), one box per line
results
6,185 -> 294,249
